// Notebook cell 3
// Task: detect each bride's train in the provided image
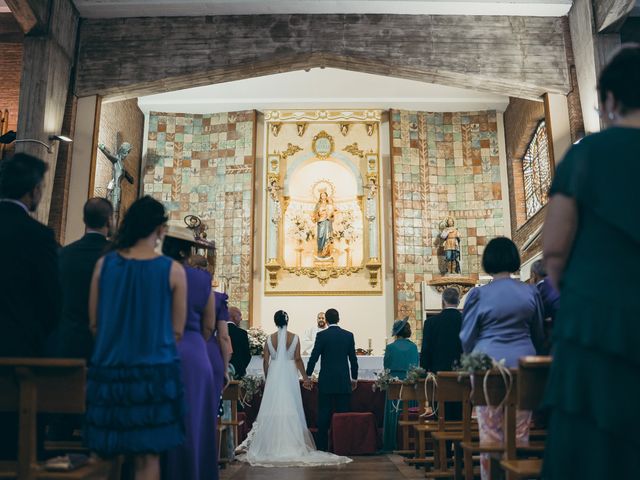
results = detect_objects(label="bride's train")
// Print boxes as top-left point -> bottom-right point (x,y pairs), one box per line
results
236,327 -> 351,467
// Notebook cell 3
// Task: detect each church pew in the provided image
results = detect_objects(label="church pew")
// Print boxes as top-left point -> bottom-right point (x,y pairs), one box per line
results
388,382 -> 419,456
0,358 -> 114,480
406,378 -> 437,467
499,356 -> 551,480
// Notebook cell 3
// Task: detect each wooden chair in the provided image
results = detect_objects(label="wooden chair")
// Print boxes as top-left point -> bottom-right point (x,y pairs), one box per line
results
388,382 -> 419,456
407,378 -> 437,467
425,373 -> 473,479
499,356 -> 551,480
218,380 -> 245,467
0,358 -> 115,480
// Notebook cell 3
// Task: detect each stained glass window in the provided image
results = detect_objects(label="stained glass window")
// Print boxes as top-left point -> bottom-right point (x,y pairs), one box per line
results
522,121 -> 551,219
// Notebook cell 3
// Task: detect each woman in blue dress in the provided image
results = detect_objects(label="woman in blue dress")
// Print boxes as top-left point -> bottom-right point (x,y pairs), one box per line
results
86,196 -> 187,479
382,318 -> 419,451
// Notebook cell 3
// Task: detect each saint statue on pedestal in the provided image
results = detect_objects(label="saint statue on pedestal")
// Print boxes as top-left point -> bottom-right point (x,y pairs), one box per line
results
440,216 -> 461,274
311,191 -> 336,259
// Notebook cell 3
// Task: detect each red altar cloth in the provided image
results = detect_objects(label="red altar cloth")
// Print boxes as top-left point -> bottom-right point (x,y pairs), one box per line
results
331,412 -> 378,455
240,380 -> 385,452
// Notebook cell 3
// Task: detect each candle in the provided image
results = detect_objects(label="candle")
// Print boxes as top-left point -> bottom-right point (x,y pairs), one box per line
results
368,338 -> 372,351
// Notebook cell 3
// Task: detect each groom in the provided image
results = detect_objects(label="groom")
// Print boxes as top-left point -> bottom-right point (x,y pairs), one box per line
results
305,308 -> 359,451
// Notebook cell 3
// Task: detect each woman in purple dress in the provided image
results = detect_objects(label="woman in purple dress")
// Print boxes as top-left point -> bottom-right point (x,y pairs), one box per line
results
161,231 -> 220,480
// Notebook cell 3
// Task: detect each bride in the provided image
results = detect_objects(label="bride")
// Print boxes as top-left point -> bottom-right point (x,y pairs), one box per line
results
236,310 -> 352,467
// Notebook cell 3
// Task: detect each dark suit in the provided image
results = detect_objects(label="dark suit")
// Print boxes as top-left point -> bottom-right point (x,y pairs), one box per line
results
420,308 -> 463,373
306,325 -> 358,451
0,200 -> 61,459
0,201 -> 61,356
55,232 -> 109,360
228,322 -> 251,379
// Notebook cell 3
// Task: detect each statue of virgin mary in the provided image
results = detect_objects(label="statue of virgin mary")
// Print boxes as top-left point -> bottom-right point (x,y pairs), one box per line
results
311,191 -> 336,259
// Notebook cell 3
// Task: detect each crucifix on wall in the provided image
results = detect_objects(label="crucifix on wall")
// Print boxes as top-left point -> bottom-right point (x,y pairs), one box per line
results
98,132 -> 134,226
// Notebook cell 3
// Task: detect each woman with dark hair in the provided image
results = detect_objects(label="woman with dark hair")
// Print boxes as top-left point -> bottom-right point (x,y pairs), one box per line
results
460,237 -> 544,480
382,318 -> 419,451
161,232 -> 230,480
542,44 -> 640,479
236,311 -> 350,467
86,196 -> 187,479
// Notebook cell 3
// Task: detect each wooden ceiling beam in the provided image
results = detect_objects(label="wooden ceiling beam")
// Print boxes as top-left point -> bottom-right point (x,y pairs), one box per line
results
4,0 -> 49,34
593,0 -> 637,32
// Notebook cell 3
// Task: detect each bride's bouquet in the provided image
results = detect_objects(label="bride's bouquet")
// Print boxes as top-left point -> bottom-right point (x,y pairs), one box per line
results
247,327 -> 268,356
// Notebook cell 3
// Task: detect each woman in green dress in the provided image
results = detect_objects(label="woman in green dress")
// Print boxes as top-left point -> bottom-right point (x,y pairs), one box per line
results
382,318 -> 419,452
542,44 -> 640,479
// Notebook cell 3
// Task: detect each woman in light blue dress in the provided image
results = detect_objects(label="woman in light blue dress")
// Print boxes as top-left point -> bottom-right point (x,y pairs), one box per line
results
460,237 -> 544,480
382,319 -> 419,452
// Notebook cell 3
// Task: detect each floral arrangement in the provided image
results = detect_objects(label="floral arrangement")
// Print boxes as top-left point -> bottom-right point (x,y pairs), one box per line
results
403,365 -> 427,384
247,327 -> 268,356
239,375 -> 265,406
333,209 -> 358,243
287,210 -> 315,243
372,369 -> 400,391
454,351 -> 498,374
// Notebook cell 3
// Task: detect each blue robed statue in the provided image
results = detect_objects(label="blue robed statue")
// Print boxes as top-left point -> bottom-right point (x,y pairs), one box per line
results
311,191 -> 336,259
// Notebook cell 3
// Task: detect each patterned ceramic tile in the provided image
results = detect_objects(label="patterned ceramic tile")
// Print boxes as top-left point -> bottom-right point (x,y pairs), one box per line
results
390,110 -> 505,340
144,111 -> 256,323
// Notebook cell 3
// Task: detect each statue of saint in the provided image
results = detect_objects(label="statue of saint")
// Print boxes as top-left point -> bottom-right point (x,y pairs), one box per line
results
440,216 -> 461,274
311,191 -> 336,259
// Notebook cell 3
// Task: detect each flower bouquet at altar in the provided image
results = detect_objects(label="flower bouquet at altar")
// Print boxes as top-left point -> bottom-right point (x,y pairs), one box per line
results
287,210 -> 315,243
247,327 -> 268,356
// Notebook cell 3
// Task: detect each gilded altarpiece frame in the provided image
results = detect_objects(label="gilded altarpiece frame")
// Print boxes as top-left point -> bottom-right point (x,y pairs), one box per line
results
264,110 -> 383,295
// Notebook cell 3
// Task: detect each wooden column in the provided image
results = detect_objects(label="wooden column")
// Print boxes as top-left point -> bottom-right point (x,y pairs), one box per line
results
13,0 -> 78,224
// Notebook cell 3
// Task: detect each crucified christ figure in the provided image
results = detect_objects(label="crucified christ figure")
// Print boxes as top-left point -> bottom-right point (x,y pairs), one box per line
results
98,133 -> 134,225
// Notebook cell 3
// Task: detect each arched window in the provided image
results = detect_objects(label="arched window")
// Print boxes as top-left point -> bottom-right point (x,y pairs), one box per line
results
522,121 -> 551,219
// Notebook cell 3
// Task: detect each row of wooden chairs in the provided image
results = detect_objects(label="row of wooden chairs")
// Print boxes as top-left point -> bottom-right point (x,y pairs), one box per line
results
390,356 -> 552,479
0,358 -> 116,480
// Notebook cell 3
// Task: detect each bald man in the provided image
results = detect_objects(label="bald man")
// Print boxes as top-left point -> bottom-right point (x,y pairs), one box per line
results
228,306 -> 251,379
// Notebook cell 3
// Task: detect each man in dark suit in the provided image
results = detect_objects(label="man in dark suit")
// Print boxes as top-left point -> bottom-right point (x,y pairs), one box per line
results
227,306 -> 251,379
531,259 -> 560,354
0,153 -> 61,357
420,287 -> 463,373
0,153 -> 61,459
55,198 -> 112,360
305,308 -> 358,451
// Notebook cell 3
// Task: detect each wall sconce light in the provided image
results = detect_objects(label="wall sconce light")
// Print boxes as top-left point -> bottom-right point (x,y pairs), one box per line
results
0,130 -> 72,153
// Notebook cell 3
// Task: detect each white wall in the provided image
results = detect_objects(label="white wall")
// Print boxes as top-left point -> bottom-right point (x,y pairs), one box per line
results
252,114 -> 395,354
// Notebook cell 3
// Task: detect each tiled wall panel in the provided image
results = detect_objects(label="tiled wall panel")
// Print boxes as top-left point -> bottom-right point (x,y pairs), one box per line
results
143,111 -> 256,321
390,110 -> 505,336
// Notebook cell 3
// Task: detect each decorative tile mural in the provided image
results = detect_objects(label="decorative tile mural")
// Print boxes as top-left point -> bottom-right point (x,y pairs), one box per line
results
390,110 -> 505,338
143,110 -> 256,322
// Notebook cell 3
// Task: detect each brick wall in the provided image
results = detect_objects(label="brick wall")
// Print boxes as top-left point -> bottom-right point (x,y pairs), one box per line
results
0,13 -> 23,141
94,99 -> 144,220
503,97 -> 545,233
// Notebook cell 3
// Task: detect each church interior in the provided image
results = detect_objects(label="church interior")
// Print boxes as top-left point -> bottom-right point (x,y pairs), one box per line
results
1,0 -> 639,479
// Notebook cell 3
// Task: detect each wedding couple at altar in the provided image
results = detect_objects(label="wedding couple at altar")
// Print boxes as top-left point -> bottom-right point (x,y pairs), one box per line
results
237,308 -> 358,467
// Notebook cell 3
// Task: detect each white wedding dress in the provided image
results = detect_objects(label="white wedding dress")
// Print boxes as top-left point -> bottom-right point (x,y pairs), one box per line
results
236,327 -> 352,467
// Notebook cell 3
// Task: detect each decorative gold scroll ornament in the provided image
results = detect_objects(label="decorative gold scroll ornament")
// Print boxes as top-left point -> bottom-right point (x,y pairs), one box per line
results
280,143 -> 303,160
343,143 -> 365,158
284,266 -> 362,286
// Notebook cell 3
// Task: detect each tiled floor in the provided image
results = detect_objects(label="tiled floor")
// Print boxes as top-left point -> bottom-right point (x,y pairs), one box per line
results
220,454 -> 423,479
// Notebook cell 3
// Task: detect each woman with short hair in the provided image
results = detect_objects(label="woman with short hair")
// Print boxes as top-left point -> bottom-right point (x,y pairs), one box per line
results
460,237 -> 544,480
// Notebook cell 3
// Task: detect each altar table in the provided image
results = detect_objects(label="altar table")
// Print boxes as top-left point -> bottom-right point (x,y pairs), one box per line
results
245,355 -> 384,380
